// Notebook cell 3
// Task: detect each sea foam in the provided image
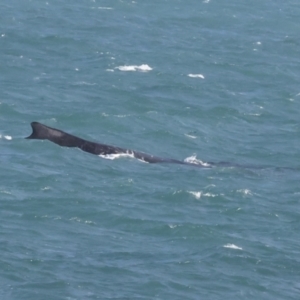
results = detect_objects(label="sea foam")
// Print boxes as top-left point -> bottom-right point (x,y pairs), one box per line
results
115,64 -> 152,72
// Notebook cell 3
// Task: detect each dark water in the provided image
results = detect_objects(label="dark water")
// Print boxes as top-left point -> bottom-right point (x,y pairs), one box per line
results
1,0 -> 300,299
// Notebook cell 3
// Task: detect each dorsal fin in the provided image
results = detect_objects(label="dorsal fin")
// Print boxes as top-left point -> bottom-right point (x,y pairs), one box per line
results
25,122 -> 49,139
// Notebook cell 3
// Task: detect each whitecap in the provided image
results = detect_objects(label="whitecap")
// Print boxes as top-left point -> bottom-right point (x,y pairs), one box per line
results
115,64 -> 152,72
41,186 -> 51,191
188,74 -> 205,79
168,224 -> 177,229
223,244 -> 243,250
184,134 -> 197,139
237,189 -> 252,195
188,191 -> 202,199
0,135 -> 12,140
202,193 -> 217,197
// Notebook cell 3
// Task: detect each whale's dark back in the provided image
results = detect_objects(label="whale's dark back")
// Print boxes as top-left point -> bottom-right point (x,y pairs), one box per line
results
25,122 -> 300,170
25,122 -> 194,165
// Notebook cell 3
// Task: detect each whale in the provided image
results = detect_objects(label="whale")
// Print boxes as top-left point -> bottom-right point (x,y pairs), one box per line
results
26,122 -> 209,167
25,122 -> 300,171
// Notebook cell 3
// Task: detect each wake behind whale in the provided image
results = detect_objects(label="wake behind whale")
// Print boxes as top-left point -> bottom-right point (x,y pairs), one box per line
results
26,122 -> 210,168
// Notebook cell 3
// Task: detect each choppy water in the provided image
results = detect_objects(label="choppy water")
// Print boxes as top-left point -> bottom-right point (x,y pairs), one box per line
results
1,0 -> 300,299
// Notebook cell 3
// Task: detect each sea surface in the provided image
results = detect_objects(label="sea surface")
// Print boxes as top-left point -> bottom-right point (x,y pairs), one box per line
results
1,0 -> 300,299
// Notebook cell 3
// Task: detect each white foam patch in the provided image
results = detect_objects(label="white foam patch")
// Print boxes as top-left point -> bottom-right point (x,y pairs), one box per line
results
188,74 -> 205,79
188,191 -> 202,199
116,64 -> 152,72
0,135 -> 12,140
168,224 -> 177,229
41,187 -> 51,191
184,155 -> 211,167
202,193 -> 217,197
223,244 -> 243,250
99,152 -> 134,160
184,134 -> 197,139
237,189 -> 252,195
99,151 -> 150,163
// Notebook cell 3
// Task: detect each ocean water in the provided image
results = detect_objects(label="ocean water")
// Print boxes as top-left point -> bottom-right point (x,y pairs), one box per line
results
1,0 -> 300,299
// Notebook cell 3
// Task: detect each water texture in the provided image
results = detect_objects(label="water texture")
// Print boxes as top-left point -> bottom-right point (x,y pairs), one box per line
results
1,0 -> 300,299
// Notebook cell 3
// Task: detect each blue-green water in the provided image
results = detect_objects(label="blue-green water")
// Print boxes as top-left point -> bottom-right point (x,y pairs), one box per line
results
1,1 -> 300,299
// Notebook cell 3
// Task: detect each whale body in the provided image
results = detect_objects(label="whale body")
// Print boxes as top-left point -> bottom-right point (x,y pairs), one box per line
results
26,122 -> 208,167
